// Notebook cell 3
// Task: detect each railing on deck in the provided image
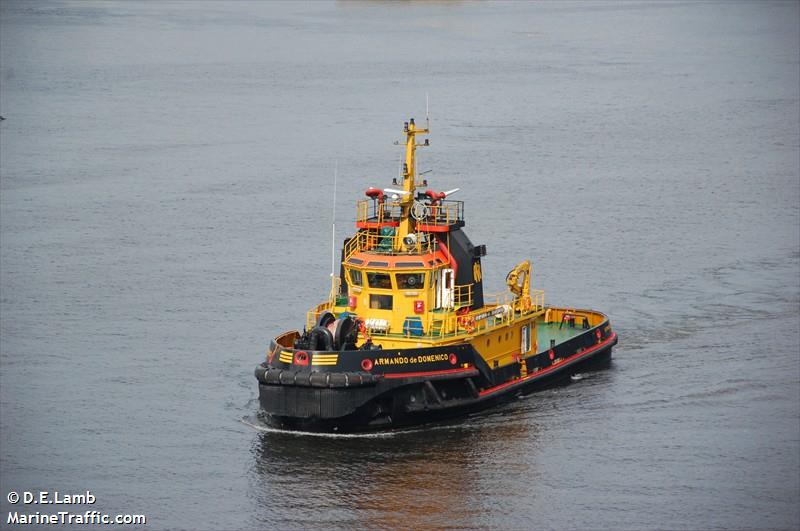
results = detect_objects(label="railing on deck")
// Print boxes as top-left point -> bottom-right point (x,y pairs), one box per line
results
428,289 -> 546,338
329,276 -> 342,301
306,301 -> 334,331
357,200 -> 402,225
453,284 -> 473,309
418,201 -> 464,228
344,230 -> 437,259
531,289 -> 545,311
356,199 -> 464,228
304,289 -> 545,340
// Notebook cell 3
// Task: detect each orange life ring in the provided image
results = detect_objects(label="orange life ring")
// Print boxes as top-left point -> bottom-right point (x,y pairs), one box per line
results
458,315 -> 476,334
356,319 -> 371,342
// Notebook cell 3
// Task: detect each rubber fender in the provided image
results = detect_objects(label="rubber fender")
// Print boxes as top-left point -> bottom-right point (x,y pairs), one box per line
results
265,369 -> 283,385
293,372 -> 313,387
309,372 -> 330,388
309,326 -> 334,351
328,373 -> 347,388
317,311 -> 336,328
254,365 -> 267,383
264,370 -> 378,387
279,371 -> 297,385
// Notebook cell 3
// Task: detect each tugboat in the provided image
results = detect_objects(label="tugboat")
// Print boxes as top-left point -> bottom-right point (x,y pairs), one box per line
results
255,117 -> 618,432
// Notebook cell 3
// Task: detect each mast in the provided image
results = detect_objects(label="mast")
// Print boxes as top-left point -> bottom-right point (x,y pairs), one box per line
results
330,161 -> 338,298
396,118 -> 428,250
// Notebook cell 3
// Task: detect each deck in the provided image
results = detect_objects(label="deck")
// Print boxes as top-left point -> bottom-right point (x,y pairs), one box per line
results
535,321 -> 589,354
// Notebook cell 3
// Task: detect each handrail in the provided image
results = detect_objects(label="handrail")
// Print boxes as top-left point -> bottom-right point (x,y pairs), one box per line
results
433,289 -> 545,337
417,201 -> 464,227
305,289 -> 545,340
356,200 -> 402,225
344,230 -> 437,260
356,199 -> 463,227
306,301 -> 333,331
453,284 -> 473,309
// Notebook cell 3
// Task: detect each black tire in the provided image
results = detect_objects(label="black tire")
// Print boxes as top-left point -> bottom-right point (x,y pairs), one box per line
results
309,326 -> 334,351
331,317 -> 357,350
317,311 -> 336,328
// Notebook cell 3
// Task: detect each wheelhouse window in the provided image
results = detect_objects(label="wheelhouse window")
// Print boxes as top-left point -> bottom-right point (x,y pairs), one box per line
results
396,272 -> 425,289
367,272 -> 392,289
369,294 -> 393,310
348,268 -> 363,286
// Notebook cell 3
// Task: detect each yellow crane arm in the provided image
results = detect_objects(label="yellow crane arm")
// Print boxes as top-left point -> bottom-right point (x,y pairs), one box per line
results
506,260 -> 531,299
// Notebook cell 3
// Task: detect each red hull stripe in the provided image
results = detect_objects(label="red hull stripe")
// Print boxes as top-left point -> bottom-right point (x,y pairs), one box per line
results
382,367 -> 477,379
478,332 -> 618,397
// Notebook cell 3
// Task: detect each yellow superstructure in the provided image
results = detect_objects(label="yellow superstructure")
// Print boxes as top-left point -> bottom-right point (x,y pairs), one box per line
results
304,118 -> 550,371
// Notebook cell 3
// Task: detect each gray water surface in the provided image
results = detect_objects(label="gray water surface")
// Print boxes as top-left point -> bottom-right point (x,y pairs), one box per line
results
1,1 -> 798,529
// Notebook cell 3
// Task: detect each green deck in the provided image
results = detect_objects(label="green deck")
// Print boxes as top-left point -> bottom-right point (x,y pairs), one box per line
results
535,321 -> 587,354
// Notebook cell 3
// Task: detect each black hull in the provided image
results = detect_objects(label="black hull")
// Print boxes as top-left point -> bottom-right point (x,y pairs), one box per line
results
257,332 -> 616,433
